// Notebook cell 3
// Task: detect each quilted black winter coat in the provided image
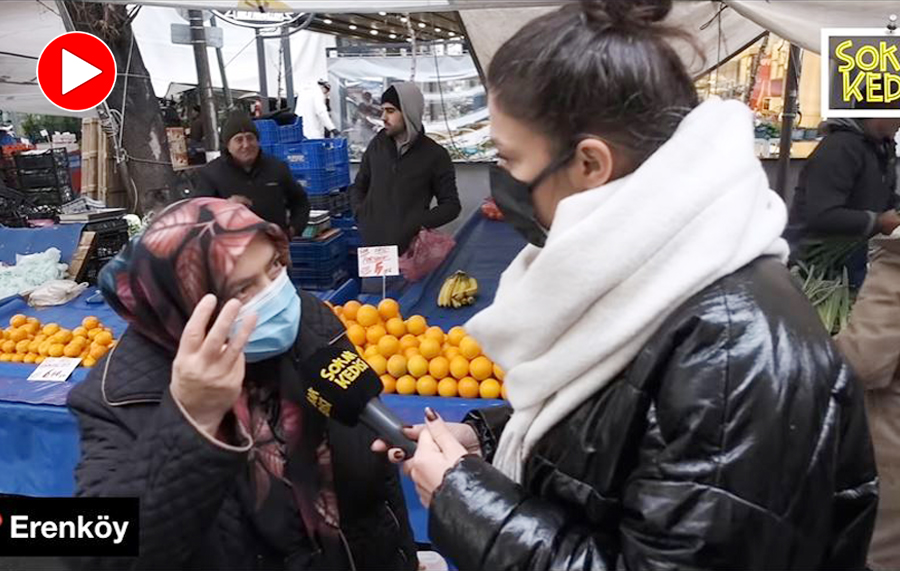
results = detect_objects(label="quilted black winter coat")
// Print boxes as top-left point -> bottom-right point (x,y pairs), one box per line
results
429,257 -> 878,571
66,292 -> 416,571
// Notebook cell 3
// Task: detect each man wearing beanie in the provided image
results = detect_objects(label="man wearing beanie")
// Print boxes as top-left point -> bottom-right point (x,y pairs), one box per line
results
195,111 -> 310,237
351,82 -> 460,256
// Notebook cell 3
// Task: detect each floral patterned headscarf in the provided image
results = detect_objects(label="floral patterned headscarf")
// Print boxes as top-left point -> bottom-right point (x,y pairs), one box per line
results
99,198 -> 344,564
99,197 -> 289,353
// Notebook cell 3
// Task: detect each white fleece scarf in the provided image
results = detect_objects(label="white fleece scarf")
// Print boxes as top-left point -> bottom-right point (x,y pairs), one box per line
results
465,98 -> 790,482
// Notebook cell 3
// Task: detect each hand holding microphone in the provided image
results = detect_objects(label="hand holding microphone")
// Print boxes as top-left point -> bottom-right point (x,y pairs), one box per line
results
300,345 -> 418,456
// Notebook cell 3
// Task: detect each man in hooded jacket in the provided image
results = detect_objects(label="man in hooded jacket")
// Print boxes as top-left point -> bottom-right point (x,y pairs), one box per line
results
786,118 -> 900,286
351,82 -> 461,255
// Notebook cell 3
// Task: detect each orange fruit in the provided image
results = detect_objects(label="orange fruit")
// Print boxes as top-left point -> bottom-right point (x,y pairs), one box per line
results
10,353 -> 24,363
89,344 -> 108,360
385,317 -> 407,338
395,375 -> 417,395
377,335 -> 400,358
63,343 -> 82,358
0,330 -> 5,340
444,347 -> 461,361
34,355 -> 45,364
501,383 -> 508,400
25,317 -> 39,325
450,356 -> 471,380
459,336 -> 482,360
429,356 -> 450,380
83,356 -> 98,368
387,354 -> 408,378
354,345 -> 364,355
27,340 -> 41,354
38,341 -> 51,356
52,330 -> 73,344
416,375 -> 438,397
9,328 -> 27,343
378,298 -> 401,320
407,355 -> 429,378
356,305 -> 380,328
404,347 -> 421,359
447,326 -> 467,347
87,328 -> 101,340
94,331 -> 113,347
493,364 -> 506,381
399,334 -> 419,350
366,354 -> 388,376
15,340 -> 29,354
82,316 -> 100,330
42,323 -> 60,336
0,354 -> 10,362
347,324 -> 366,347
1,340 -> 14,354
470,356 -> 493,381
406,315 -> 427,336
9,314 -> 26,328
23,353 -> 36,364
381,374 -> 397,394
343,301 -> 361,322
72,326 -> 88,338
365,324 -> 387,346
437,377 -> 458,398
33,334 -> 47,344
333,305 -> 343,317
48,344 -> 65,358
458,377 -> 480,399
23,322 -> 40,335
419,338 -> 441,360
425,326 -> 445,344
364,345 -> 380,358
479,378 -> 502,399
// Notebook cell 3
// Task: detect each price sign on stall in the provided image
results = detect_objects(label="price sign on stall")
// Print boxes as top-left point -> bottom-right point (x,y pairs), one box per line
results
358,246 -> 400,278
28,357 -> 81,382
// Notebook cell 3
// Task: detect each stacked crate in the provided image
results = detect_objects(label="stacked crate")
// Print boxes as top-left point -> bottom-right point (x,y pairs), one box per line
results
81,217 -> 130,284
288,229 -> 349,291
13,149 -> 74,220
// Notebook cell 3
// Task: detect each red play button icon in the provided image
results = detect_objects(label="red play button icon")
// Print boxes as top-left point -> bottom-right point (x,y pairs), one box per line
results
37,32 -> 116,112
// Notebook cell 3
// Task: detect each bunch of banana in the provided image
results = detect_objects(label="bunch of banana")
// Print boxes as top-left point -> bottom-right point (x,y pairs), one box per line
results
437,271 -> 479,308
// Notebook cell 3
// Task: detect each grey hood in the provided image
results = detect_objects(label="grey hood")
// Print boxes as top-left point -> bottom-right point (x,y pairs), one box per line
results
823,118 -> 865,135
391,81 -> 425,155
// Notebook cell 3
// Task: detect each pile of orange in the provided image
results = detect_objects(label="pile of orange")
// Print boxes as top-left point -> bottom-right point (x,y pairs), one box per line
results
328,299 -> 506,400
0,314 -> 116,367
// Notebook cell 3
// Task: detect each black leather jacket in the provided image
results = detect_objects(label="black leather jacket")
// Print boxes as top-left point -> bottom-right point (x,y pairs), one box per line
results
429,258 -> 877,571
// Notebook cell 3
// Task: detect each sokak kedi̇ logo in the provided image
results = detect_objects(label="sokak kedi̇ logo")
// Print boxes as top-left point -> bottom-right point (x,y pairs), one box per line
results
823,28 -> 900,117
0,495 -> 138,557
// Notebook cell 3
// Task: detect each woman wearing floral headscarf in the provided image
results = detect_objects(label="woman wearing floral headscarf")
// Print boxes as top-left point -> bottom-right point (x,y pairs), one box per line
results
67,198 -> 415,570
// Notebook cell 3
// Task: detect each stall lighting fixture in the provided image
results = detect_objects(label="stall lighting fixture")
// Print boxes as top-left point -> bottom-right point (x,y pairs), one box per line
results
323,18 -> 333,24
349,24 -> 357,30
449,32 -> 456,36
418,22 -> 426,28
389,33 -> 397,39
370,29 -> 378,35
435,28 -> 442,32
400,17 -> 408,22
379,11 -> 387,16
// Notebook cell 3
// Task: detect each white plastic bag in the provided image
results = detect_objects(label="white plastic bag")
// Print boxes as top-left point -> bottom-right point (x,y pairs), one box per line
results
27,279 -> 88,307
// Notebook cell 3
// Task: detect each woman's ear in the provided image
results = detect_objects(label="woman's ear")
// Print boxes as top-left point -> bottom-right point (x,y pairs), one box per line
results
571,138 -> 615,191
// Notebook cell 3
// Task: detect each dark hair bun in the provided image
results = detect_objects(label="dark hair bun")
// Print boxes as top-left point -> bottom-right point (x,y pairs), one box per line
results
581,0 -> 672,29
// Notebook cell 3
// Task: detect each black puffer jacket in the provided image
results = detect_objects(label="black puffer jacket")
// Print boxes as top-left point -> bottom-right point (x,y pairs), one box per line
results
429,258 -> 878,570
66,292 -> 416,571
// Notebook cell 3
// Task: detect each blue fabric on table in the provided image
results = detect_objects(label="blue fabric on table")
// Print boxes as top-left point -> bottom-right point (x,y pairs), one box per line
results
0,290 -> 127,406
0,225 -> 85,265
359,212 -> 526,331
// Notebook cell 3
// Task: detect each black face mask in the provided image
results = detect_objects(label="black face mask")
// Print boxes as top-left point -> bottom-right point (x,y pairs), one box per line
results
489,150 -> 575,248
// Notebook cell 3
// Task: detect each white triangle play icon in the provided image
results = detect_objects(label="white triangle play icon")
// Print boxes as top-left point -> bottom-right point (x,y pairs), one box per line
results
61,49 -> 103,95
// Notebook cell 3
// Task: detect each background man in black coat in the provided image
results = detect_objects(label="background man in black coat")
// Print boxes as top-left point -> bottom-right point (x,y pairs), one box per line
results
195,112 -> 310,238
351,82 -> 461,255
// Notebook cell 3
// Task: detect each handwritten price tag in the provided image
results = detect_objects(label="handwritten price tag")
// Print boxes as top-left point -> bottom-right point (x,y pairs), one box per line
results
358,246 -> 400,278
27,357 -> 81,382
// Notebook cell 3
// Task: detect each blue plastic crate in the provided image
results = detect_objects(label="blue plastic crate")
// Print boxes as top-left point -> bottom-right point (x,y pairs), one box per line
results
276,116 -> 304,144
331,216 -> 356,230
332,166 -> 351,189
290,267 -> 348,290
295,169 -> 336,195
254,119 -> 279,146
309,189 -> 350,216
330,138 -> 350,168
281,140 -> 337,172
289,230 -> 346,264
261,143 -> 282,157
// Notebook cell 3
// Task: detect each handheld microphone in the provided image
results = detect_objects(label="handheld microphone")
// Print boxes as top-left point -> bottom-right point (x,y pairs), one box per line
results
301,345 -> 417,457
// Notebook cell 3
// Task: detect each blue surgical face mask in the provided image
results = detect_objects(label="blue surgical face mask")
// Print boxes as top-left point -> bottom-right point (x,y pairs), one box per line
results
232,268 -> 301,363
